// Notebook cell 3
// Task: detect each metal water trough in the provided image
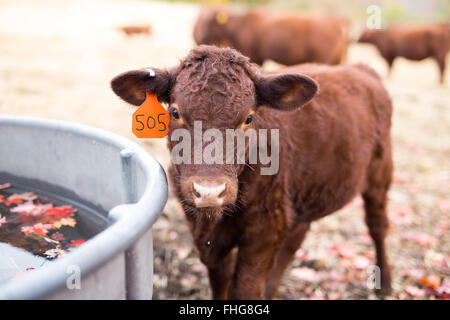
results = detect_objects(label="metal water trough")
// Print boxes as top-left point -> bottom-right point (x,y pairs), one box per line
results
0,115 -> 168,299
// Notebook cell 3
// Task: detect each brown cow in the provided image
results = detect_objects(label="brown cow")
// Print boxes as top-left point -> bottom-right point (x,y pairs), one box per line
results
193,7 -> 349,66
358,24 -> 450,83
111,45 -> 393,299
119,25 -> 152,36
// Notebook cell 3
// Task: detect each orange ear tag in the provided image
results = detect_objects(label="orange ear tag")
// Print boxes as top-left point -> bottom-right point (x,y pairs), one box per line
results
132,92 -> 170,138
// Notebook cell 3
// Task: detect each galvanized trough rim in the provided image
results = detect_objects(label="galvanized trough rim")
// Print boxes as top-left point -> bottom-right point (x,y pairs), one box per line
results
0,115 -> 168,299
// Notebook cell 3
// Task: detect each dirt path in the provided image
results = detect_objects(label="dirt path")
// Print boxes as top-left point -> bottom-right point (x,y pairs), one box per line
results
0,0 -> 449,299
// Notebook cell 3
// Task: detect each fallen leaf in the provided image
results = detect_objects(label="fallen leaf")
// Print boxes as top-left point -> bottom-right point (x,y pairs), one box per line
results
330,244 -> 356,259
290,267 -> 321,282
439,198 -> 450,213
425,251 -> 450,275
176,247 -> 191,259
405,286 -> 426,297
0,183 -> 11,190
9,192 -> 37,202
50,232 -> 65,241
0,215 -> 7,227
390,207 -> 415,226
46,206 -> 76,217
21,223 -> 54,236
294,249 -> 308,260
12,202 -> 53,218
419,275 -> 441,289
45,248 -> 66,258
18,215 -> 35,223
4,197 -> 23,206
10,201 -> 37,214
435,281 -> 450,298
352,256 -> 371,269
70,239 -> 85,246
401,233 -> 437,247
53,217 -> 76,228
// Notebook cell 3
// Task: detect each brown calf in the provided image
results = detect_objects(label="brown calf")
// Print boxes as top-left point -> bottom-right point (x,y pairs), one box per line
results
193,7 -> 349,66
111,45 -> 393,299
358,24 -> 450,83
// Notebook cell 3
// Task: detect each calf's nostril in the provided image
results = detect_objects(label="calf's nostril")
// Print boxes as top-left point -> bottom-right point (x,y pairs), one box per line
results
192,183 -> 201,199
192,182 -> 226,200
190,181 -> 230,208
218,184 -> 227,198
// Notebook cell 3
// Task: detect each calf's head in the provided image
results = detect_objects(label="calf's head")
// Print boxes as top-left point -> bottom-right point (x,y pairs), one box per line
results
111,46 -> 317,212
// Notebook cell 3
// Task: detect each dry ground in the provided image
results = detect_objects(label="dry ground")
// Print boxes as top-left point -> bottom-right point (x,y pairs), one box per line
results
0,0 -> 449,300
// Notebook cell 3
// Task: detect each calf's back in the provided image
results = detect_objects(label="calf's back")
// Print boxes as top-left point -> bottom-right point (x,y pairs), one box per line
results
238,63 -> 392,222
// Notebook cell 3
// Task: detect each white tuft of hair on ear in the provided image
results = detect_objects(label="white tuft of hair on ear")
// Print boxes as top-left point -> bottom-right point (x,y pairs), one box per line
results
147,68 -> 156,77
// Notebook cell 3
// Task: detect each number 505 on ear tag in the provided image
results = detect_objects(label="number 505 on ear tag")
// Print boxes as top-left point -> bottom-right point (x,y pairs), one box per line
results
132,92 -> 169,138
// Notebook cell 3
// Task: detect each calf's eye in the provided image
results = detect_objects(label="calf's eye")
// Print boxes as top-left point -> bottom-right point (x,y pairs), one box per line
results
172,109 -> 180,119
245,114 -> 253,124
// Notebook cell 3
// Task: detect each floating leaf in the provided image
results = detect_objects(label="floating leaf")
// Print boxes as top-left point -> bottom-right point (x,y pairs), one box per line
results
10,201 -> 37,214
44,248 -> 66,258
46,206 -> 75,217
21,223 -> 54,236
0,215 -> 7,227
0,183 -> 11,190
53,217 -> 76,228
4,197 -> 23,206
70,239 -> 85,246
50,232 -> 65,241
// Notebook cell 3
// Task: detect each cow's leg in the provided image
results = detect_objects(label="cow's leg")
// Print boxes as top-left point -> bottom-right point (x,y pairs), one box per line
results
385,56 -> 395,77
362,151 -> 393,296
229,231 -> 283,299
208,249 -> 237,300
434,55 -> 446,84
265,223 -> 310,299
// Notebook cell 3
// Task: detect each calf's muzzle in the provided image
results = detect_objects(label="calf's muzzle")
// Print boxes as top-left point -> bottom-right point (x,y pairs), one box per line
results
187,176 -> 233,208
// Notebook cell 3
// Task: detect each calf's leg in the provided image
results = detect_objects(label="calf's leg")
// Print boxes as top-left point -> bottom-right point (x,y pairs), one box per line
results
265,223 -> 310,299
362,153 -> 393,296
229,234 -> 283,299
208,249 -> 237,299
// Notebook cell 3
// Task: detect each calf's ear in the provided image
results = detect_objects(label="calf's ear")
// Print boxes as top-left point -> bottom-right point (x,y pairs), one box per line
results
255,73 -> 318,111
110,68 -> 174,105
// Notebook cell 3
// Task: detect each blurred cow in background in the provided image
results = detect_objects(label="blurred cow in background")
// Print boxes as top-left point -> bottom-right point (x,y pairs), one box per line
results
359,24 -> 450,83
119,24 -> 152,36
193,7 -> 349,66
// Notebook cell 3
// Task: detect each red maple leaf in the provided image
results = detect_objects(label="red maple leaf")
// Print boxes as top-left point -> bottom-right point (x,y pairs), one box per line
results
46,206 -> 75,217
21,223 -> 54,236
18,215 -> 35,223
70,239 -> 85,246
5,197 -> 23,206
0,183 -> 11,190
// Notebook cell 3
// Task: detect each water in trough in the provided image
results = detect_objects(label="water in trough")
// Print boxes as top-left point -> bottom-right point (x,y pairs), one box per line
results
0,181 -> 108,285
